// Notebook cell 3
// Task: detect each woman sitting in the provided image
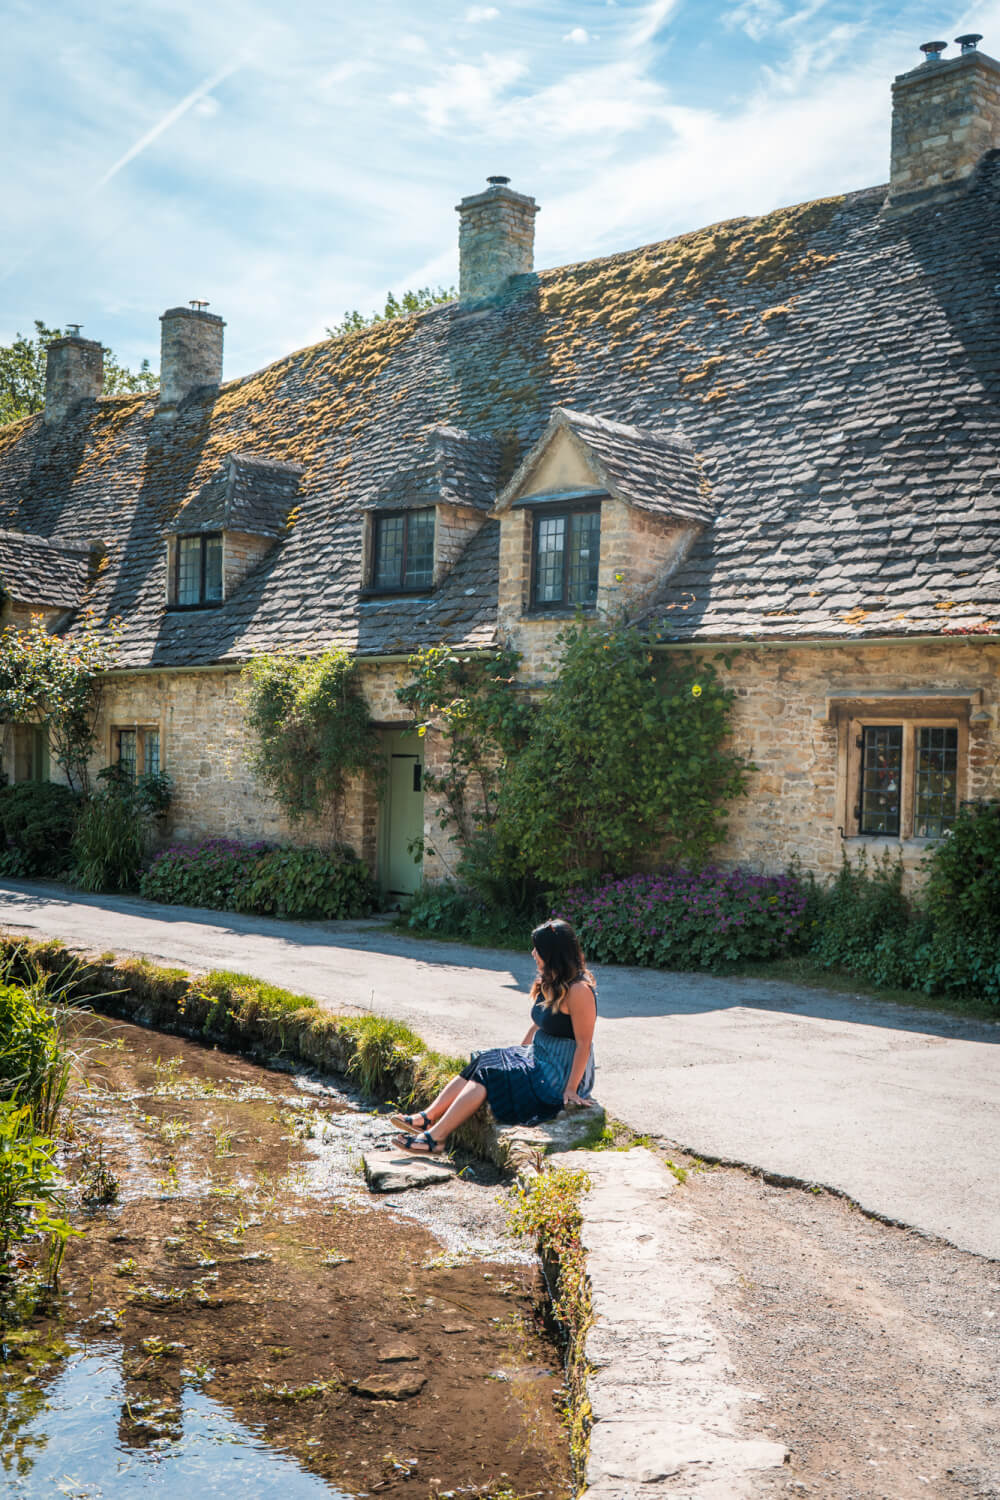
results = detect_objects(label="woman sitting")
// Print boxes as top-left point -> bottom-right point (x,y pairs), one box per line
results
391,918 -> 596,1155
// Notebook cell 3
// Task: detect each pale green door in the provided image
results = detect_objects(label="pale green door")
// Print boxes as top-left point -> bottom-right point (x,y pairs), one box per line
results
381,731 -> 424,897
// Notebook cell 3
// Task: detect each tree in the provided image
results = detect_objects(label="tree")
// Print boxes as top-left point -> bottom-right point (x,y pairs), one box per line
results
0,321 -> 157,428
326,286 -> 456,340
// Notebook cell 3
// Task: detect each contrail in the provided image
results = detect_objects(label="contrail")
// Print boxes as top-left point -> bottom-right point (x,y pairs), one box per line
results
95,56 -> 244,190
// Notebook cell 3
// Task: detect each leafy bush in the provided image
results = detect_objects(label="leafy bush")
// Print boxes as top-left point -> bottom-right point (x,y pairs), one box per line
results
403,881 -> 533,948
0,978 -> 70,1134
71,765 -> 172,893
556,868 -> 808,971
140,840 -> 377,920
0,1102 -> 66,1266
924,802 -> 1000,941
493,624 -> 749,890
0,782 -> 79,877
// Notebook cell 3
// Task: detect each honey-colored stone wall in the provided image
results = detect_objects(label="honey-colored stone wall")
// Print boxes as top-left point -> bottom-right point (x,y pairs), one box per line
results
702,637 -> 1000,885
223,531 -> 275,596
888,50 -> 1000,209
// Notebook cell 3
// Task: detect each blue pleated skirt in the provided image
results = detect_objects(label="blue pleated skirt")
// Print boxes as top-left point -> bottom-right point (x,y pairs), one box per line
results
460,1028 -> 595,1125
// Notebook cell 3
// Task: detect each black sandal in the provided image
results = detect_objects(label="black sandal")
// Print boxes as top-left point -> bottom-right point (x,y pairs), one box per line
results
392,1130 -> 445,1157
389,1111 -> 431,1132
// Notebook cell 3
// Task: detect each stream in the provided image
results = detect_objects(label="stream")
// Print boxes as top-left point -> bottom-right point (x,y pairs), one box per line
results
1,1008 -> 571,1498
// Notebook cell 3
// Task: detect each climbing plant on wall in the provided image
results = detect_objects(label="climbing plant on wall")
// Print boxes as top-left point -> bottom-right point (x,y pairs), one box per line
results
493,622 -> 749,889
0,616 -> 120,792
238,649 -> 379,838
396,643 -> 533,843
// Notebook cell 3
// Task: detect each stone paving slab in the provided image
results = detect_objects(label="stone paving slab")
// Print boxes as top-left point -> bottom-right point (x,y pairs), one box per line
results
550,1147 -> 788,1497
362,1146 -> 457,1192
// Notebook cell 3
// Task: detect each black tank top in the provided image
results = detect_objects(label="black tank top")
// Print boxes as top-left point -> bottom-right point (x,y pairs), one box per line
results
531,974 -> 596,1040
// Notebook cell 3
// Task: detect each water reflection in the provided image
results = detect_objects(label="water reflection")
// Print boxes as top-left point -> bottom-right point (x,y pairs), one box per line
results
3,1344 -> 351,1497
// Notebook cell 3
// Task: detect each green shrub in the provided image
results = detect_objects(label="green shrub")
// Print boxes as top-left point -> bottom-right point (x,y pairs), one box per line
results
140,840 -> 377,920
72,783 -> 147,892
403,881 -> 532,948
0,782 -> 79,877
808,850 -> 914,977
0,1102 -> 65,1265
493,624 -> 748,890
0,979 -> 70,1134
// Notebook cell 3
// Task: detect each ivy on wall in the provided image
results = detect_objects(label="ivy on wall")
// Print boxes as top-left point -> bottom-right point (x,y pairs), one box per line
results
0,616 -> 120,792
238,649 -> 379,839
399,623 -> 749,895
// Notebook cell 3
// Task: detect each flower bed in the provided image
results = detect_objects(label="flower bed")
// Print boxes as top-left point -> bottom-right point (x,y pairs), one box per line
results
556,868 -> 808,971
140,839 -> 377,921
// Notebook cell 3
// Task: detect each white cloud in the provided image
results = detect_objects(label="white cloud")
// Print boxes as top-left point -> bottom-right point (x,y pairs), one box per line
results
565,26 -> 589,43
723,0 -> 785,42
95,55 -> 245,189
628,0 -> 681,50
465,5 -> 500,19
390,54 -> 526,130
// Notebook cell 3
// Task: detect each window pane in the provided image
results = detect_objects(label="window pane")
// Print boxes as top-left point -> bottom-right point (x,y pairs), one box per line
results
177,537 -> 201,605
143,730 -> 160,778
568,511 -> 600,605
534,514 -> 566,603
403,510 -> 434,589
914,726 -> 958,838
117,730 -> 137,783
374,515 -> 405,589
204,535 -> 223,603
859,726 -> 902,836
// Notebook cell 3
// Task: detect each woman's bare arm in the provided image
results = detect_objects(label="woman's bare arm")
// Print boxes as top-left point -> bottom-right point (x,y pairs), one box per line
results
563,980 -> 597,1104
522,1022 -> 538,1046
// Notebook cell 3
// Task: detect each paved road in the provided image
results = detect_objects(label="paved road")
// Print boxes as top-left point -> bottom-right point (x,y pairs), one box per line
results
2,879 -> 998,1260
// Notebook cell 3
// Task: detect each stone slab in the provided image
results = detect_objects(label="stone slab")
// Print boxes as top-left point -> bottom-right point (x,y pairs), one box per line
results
567,1148 -> 789,1497
362,1146 -> 456,1192
495,1101 -> 606,1168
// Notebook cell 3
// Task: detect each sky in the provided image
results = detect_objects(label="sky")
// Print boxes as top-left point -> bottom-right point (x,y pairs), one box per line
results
2,0 -> 998,381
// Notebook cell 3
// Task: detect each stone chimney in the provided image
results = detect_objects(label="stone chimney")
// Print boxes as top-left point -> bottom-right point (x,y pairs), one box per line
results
44,330 -> 104,426
158,302 -> 225,413
887,35 -> 1000,211
455,176 -> 539,301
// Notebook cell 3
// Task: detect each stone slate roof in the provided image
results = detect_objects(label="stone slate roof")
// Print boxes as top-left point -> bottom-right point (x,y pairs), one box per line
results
0,161 -> 999,668
367,425 -> 502,515
0,528 -> 90,610
165,452 -> 302,538
501,407 -> 712,526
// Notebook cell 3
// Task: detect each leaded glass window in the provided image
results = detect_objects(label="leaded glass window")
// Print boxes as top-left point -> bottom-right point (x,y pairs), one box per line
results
858,725 -> 902,836
175,533 -> 223,607
914,726 -> 958,838
144,730 -> 161,778
531,506 -> 600,609
116,729 -> 137,782
372,509 -> 435,591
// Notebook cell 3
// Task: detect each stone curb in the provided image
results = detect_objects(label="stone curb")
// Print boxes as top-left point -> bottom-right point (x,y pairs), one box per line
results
363,1103 -> 607,1190
549,1147 -> 789,1498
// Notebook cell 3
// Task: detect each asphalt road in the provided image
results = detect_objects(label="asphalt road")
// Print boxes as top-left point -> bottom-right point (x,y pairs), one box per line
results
2,879 -> 998,1260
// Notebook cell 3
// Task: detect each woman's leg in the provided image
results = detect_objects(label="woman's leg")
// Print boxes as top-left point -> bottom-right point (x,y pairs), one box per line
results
427,1079 -> 486,1143
418,1074 -> 467,1125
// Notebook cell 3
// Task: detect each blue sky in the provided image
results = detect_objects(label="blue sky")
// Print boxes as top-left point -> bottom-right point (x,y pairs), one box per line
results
2,0 -> 995,380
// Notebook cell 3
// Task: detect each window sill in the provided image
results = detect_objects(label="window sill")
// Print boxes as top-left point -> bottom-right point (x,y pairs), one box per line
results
523,605 -> 597,619
841,834 -> 944,851
165,601 -> 223,612
360,588 -> 435,601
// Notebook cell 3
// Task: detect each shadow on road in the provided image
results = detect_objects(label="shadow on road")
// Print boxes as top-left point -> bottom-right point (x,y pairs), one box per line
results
2,879 -> 997,1044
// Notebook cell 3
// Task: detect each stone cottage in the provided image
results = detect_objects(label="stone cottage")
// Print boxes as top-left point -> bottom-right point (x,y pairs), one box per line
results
1,38 -> 998,895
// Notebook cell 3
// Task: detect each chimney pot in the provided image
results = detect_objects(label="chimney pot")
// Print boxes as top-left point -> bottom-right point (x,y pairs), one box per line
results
956,33 -> 983,54
158,304 -> 225,414
920,40 -> 948,62
455,178 -> 539,302
44,332 -> 104,426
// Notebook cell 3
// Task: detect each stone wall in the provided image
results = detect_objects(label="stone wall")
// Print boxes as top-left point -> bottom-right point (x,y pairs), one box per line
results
40,636 -> 1000,893
888,50 -> 1000,209
158,307 -> 224,411
704,637 -> 1000,885
223,531 -> 275,597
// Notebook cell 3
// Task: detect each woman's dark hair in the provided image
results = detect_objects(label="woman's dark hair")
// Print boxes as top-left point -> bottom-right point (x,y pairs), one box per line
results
530,919 -> 592,1009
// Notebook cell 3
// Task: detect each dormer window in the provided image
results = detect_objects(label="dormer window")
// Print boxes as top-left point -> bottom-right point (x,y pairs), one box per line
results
176,533 -> 222,607
373,509 -> 435,592
531,503 -> 600,610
